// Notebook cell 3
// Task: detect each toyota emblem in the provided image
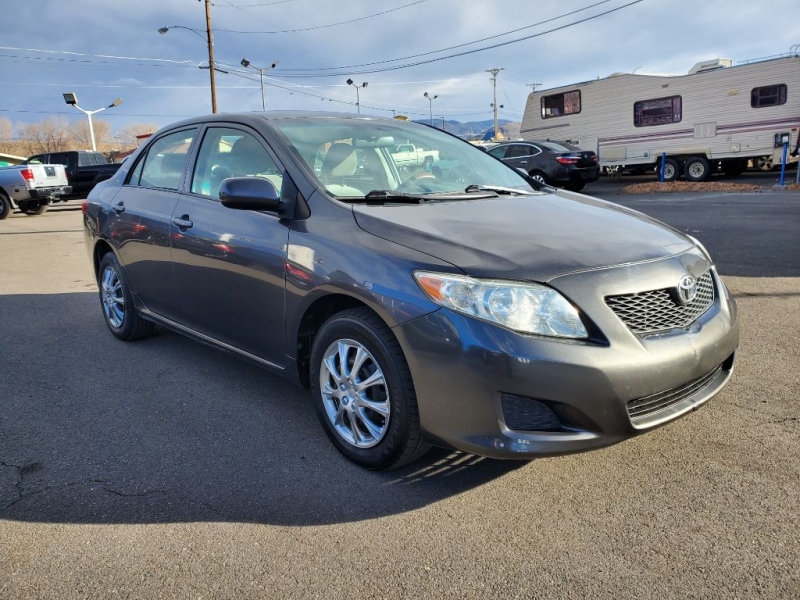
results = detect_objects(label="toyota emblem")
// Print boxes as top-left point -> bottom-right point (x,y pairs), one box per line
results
676,274 -> 698,304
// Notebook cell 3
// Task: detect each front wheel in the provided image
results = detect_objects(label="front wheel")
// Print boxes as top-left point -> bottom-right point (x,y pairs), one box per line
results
97,252 -> 156,341
661,158 -> 681,182
310,307 -> 430,470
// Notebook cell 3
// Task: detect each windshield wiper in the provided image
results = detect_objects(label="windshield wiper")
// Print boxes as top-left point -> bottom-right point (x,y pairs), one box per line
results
361,190 -> 432,204
464,184 -> 536,195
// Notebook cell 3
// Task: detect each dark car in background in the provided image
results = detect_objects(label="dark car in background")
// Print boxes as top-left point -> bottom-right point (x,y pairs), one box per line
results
83,112 -> 738,470
488,140 -> 600,191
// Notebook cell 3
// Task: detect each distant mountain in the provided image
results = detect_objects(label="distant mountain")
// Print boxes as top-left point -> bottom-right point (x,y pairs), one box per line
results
413,118 -> 520,141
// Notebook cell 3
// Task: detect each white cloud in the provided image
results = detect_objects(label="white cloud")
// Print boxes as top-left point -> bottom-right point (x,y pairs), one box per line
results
2,0 -> 797,130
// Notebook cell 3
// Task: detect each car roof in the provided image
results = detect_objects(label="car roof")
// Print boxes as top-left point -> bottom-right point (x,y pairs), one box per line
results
157,111 -> 405,132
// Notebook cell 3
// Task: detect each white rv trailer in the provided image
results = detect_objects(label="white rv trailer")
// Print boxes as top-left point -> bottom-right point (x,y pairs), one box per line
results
520,53 -> 800,181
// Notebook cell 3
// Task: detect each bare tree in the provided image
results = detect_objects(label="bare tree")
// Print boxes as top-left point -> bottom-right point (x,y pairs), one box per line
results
0,118 -> 14,154
17,118 -> 71,155
68,118 -> 111,151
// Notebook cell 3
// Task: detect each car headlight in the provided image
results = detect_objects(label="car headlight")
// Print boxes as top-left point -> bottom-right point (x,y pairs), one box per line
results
687,235 -> 714,264
414,271 -> 588,339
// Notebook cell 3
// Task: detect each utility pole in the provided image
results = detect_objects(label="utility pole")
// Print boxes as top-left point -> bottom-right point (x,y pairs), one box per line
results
485,67 -> 504,140
527,83 -> 542,93
204,0 -> 217,113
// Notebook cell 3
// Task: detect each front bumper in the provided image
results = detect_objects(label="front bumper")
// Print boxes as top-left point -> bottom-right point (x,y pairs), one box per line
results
393,257 -> 739,459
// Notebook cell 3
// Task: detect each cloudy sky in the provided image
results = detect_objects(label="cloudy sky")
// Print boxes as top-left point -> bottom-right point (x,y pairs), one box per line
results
2,0 -> 798,136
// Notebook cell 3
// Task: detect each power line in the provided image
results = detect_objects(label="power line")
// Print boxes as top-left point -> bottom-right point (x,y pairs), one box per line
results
216,0 -> 293,8
273,0 -> 647,77
273,0 -> 618,74
213,0 -> 430,33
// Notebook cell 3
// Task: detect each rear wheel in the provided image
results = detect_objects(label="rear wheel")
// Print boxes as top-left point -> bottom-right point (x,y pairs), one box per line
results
565,181 -> 585,192
18,201 -> 48,216
528,171 -> 548,186
0,194 -> 11,220
310,307 -> 430,470
97,252 -> 156,341
685,156 -> 711,182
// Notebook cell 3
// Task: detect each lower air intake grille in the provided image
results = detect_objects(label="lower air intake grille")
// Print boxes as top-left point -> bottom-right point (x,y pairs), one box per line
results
501,393 -> 562,431
626,364 -> 723,421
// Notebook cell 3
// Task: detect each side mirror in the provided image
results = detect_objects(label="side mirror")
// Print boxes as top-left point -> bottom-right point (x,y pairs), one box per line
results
220,177 -> 281,211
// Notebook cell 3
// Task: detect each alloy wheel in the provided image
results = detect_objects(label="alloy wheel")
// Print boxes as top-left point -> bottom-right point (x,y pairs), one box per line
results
101,265 -> 125,328
319,339 -> 390,449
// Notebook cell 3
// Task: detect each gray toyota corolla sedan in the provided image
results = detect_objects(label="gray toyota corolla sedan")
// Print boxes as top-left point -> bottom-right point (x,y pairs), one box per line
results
83,112 -> 739,469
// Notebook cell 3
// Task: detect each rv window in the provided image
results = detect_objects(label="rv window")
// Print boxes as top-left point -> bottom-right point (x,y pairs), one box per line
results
751,84 -> 787,108
541,91 -> 581,119
634,96 -> 682,127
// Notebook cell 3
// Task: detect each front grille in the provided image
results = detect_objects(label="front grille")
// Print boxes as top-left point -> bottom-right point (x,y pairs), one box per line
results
627,364 -> 723,421
605,272 -> 714,335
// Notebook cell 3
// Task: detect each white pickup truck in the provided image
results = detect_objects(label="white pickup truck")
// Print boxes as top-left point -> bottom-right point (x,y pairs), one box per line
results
390,144 -> 439,170
0,164 -> 71,219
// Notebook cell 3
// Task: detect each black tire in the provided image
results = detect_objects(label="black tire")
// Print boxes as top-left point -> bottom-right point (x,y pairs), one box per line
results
722,160 -> 747,177
422,157 -> 433,171
528,171 -> 548,187
18,201 -> 48,216
685,156 -> 711,182
565,181 -> 585,192
97,252 -> 156,341
309,307 -> 430,470
0,193 -> 11,220
661,158 -> 681,182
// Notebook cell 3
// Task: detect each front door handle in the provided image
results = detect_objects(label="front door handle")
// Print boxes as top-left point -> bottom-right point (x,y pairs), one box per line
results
111,202 -> 125,213
171,215 -> 193,229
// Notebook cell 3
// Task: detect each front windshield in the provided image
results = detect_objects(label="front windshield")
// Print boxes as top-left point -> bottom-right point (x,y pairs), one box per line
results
271,117 -> 535,200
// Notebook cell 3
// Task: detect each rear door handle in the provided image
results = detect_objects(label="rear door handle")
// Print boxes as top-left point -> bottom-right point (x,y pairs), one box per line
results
111,202 -> 125,213
172,215 -> 193,229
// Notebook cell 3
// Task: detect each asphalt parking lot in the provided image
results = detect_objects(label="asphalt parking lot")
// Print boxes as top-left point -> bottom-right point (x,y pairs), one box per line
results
1,189 -> 798,599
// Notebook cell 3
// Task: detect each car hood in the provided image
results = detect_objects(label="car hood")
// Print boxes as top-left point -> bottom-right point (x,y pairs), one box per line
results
352,190 -> 694,281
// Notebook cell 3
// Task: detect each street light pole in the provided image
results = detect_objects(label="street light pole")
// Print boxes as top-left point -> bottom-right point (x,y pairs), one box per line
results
241,59 -> 279,111
63,93 -> 123,152
346,78 -> 368,114
159,2 -> 218,113
423,92 -> 438,126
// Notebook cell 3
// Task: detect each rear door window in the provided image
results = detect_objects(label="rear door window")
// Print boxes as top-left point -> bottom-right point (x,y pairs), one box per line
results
506,145 -> 532,158
49,153 -> 70,167
131,129 -> 198,190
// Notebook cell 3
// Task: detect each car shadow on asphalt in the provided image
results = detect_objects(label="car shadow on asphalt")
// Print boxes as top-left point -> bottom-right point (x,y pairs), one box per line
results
0,292 -> 528,526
